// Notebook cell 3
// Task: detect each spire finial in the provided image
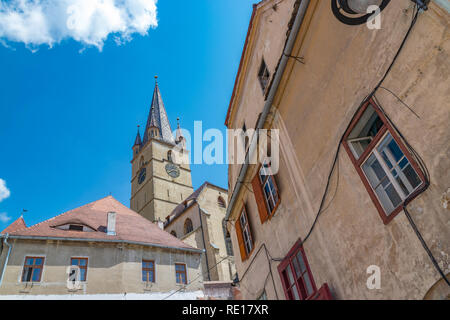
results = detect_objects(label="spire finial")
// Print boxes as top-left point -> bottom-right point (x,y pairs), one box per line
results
177,117 -> 180,129
21,209 -> 28,218
154,75 -> 158,84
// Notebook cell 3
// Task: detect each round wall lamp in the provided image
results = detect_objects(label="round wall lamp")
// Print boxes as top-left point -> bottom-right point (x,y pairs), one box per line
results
331,0 -> 391,25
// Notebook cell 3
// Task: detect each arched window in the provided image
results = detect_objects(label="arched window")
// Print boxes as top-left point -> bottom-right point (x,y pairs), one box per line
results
184,218 -> 193,235
218,196 -> 226,208
170,230 -> 177,238
167,150 -> 173,162
139,156 -> 145,168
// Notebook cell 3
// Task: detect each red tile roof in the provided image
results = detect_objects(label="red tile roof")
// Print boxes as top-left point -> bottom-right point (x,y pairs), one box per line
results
3,196 -> 200,253
1,216 -> 26,234
164,182 -> 227,228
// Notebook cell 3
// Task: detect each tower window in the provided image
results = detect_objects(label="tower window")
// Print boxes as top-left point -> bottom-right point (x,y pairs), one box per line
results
218,196 -> 226,208
168,150 -> 173,162
258,59 -> 270,93
170,230 -> 177,238
184,218 -> 194,235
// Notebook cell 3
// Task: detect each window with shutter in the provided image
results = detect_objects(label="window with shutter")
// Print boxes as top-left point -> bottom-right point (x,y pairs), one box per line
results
252,161 -> 280,224
235,205 -> 254,261
278,239 -> 317,300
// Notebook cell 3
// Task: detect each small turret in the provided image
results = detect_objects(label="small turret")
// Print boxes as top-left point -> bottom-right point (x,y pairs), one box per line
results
132,125 -> 142,158
175,117 -> 186,149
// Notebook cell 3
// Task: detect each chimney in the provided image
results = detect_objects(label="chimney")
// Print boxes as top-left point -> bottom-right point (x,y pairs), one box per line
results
155,218 -> 164,230
107,212 -> 117,236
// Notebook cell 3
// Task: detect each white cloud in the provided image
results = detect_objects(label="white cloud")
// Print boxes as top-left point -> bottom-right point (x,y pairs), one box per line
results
0,178 -> 10,202
0,0 -> 158,51
0,212 -> 11,223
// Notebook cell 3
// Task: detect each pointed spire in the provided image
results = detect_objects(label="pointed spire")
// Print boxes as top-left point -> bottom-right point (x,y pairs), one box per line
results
133,125 -> 142,147
175,117 -> 186,149
143,77 -> 175,145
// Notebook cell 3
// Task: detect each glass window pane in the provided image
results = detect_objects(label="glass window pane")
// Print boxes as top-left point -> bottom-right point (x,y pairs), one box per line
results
303,273 -> 314,296
347,105 -> 384,159
22,267 -> 32,282
142,271 -> 147,282
386,138 -> 404,163
34,258 -> 42,266
291,284 -> 300,300
296,252 -> 307,273
71,259 -> 78,266
292,258 -> 301,278
286,266 -> 295,286
149,271 -> 154,282
395,176 -> 409,196
403,164 -> 421,190
25,258 -> 33,265
80,269 -> 86,281
79,259 -> 86,266
31,268 -> 41,282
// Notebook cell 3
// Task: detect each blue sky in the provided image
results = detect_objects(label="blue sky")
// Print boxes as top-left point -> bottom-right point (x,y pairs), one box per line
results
0,0 -> 255,228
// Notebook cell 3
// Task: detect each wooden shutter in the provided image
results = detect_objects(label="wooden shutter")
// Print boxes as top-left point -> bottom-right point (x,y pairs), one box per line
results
252,173 -> 269,224
235,211 -> 247,261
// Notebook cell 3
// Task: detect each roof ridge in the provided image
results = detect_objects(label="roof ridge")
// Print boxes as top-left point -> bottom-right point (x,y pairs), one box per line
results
22,195 -> 114,232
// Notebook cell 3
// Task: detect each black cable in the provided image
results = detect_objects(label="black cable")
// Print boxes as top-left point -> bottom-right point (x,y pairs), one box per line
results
378,86 -> 420,119
373,95 -> 449,287
231,4 -> 449,295
283,53 -> 305,64
161,256 -> 231,300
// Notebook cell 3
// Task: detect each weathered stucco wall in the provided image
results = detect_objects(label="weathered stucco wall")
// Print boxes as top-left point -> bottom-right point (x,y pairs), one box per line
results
0,239 -> 203,295
227,0 -> 297,195
165,185 -> 235,282
227,0 -> 449,300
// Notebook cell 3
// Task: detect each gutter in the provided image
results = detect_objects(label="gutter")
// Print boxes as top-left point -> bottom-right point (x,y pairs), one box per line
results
0,234 -> 204,255
0,234 -> 12,287
225,0 -> 311,223
198,204 -> 211,281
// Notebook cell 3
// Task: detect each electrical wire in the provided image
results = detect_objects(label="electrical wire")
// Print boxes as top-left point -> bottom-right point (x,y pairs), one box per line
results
229,4 -> 449,295
161,256 -> 231,300
373,94 -> 449,286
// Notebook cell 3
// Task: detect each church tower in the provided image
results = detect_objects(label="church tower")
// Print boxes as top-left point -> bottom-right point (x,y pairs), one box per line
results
131,77 -> 194,222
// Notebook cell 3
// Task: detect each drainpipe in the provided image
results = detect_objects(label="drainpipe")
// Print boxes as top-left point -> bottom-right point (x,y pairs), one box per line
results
197,203 -> 211,281
225,0 -> 311,223
0,234 -> 12,287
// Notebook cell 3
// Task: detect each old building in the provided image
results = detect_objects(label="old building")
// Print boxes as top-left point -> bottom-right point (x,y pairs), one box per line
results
0,196 -> 204,296
131,78 -> 236,287
164,182 -> 235,283
225,0 -> 449,300
131,77 -> 194,223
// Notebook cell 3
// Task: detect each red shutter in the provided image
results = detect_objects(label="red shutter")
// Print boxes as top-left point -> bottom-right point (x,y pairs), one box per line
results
235,211 -> 247,261
252,173 -> 269,224
307,283 -> 333,300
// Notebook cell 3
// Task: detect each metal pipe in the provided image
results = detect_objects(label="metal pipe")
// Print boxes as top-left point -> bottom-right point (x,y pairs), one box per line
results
197,204 -> 211,281
0,234 -> 12,287
225,0 -> 311,223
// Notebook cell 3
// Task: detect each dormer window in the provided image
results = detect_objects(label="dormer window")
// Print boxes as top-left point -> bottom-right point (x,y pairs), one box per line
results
69,225 -> 83,231
258,59 -> 270,93
54,223 -> 95,232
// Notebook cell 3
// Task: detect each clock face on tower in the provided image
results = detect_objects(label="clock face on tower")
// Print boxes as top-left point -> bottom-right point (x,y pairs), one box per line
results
165,163 -> 180,178
138,168 -> 146,184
